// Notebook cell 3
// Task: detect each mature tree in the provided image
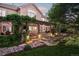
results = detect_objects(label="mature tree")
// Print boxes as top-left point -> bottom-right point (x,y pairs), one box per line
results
48,3 -> 79,23
48,3 -> 79,33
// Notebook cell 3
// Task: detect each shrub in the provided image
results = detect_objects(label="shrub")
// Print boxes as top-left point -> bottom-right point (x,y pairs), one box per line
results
62,35 -> 79,46
0,34 -> 20,47
60,28 -> 67,33
24,44 -> 32,50
67,28 -> 75,34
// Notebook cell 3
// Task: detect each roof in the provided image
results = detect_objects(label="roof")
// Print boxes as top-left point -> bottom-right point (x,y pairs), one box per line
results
0,3 -> 19,11
0,3 -> 47,17
28,19 -> 52,25
20,3 -> 45,17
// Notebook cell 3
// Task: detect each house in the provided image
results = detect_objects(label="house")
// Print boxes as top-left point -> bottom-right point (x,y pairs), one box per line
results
0,3 -> 52,36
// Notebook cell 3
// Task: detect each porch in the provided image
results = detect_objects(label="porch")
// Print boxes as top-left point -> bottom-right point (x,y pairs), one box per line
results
26,20 -> 53,40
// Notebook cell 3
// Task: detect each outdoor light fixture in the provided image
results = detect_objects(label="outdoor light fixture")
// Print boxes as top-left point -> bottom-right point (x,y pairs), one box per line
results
50,33 -> 53,36
50,33 -> 55,37
55,33 -> 58,35
26,35 -> 30,44
52,35 -> 55,37
26,35 -> 30,40
34,27 -> 37,30
48,33 -> 55,37
38,34 -> 42,39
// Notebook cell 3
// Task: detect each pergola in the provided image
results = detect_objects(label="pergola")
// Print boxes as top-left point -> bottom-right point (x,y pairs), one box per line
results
26,20 -> 53,36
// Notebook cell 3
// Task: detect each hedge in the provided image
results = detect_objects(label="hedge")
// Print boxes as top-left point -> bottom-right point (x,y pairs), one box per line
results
0,34 -> 21,47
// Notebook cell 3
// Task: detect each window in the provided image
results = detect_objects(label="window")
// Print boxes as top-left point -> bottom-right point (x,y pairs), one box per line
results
3,25 -> 11,32
28,10 -> 36,17
3,26 -> 6,32
2,10 -> 6,16
29,26 -> 38,34
0,9 -> 6,16
41,18 -> 48,22
28,12 -> 36,17
0,22 -> 12,35
40,25 -> 46,33
41,18 -> 45,21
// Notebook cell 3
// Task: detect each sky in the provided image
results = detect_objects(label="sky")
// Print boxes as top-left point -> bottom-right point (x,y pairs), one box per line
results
35,3 -> 52,11
35,3 -> 52,15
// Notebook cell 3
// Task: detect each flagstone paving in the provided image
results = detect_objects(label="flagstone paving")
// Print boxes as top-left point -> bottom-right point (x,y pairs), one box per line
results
0,44 -> 26,56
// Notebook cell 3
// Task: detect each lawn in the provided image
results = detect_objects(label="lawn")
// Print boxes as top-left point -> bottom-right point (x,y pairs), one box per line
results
6,45 -> 79,56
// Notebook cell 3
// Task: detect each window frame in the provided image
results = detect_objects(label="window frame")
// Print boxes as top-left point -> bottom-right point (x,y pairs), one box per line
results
0,9 -> 6,17
0,21 -> 13,36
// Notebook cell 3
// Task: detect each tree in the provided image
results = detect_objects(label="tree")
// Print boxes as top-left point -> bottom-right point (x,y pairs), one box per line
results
48,3 -> 79,33
48,4 -> 65,23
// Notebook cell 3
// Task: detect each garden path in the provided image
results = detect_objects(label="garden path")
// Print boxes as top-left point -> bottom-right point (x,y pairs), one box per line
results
0,44 -> 26,56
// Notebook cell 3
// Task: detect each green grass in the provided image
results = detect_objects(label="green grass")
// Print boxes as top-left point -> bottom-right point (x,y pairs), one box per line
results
7,45 -> 79,56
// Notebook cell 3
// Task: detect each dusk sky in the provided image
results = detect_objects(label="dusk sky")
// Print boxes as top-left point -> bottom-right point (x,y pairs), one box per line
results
35,3 -> 52,15
35,3 -> 52,11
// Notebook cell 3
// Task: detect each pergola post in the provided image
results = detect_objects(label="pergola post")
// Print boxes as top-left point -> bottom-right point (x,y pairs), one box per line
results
26,22 -> 29,35
37,24 -> 40,34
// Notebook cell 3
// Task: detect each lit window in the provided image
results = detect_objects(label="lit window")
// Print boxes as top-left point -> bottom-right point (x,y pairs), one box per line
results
3,26 -> 6,32
40,25 -> 46,32
41,18 -> 45,21
29,26 -> 38,34
29,26 -> 32,31
41,18 -> 48,22
2,23 -> 12,32
0,22 -> 12,35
